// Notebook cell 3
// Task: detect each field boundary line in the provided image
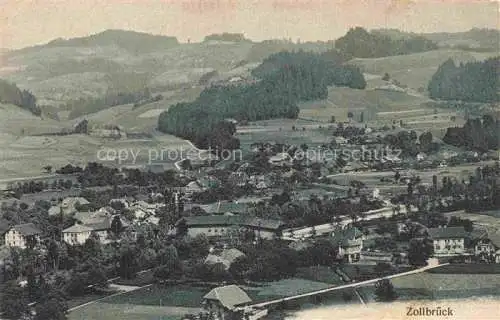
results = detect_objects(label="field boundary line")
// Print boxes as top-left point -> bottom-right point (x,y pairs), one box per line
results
68,283 -> 154,312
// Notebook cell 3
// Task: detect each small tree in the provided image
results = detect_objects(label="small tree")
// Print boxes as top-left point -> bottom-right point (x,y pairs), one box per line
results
347,111 -> 354,122
382,73 -> 390,81
374,279 -> 397,302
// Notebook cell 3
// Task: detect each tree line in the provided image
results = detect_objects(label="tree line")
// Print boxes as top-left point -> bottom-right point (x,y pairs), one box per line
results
203,33 -> 250,42
335,27 -> 438,58
65,88 -> 153,119
428,57 -> 499,103
0,79 -> 41,116
158,50 -> 366,149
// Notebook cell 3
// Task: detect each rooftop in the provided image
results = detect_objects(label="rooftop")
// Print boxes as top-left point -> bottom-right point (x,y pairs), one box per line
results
62,224 -> 93,233
203,285 -> 252,310
10,223 -> 42,236
62,197 -> 89,206
205,248 -> 246,269
427,227 -> 468,239
180,215 -> 284,230
330,226 -> 364,247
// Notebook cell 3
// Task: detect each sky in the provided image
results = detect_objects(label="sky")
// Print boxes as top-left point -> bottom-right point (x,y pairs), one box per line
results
0,0 -> 498,49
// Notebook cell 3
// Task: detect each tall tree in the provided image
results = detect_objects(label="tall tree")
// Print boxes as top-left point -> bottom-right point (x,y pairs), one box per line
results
374,279 -> 398,302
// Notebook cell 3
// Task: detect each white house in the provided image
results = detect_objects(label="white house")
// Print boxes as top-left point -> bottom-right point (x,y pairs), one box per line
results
428,227 -> 468,257
4,223 -> 42,249
331,226 -> 365,263
268,152 -> 292,166
62,224 -> 93,245
184,181 -> 205,195
334,136 -> 348,145
416,152 -> 427,162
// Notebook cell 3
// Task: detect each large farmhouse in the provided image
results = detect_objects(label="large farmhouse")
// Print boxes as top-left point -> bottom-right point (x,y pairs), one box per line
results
4,223 -> 42,249
177,215 -> 285,240
428,226 -> 468,257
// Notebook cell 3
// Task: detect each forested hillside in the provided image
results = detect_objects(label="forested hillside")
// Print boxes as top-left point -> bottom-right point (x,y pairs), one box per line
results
158,51 -> 366,149
0,79 -> 40,116
428,57 -> 499,103
336,27 -> 438,58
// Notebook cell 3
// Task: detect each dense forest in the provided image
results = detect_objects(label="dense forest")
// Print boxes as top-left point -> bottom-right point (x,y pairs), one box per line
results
65,88 -> 152,119
246,39 -> 335,62
428,57 -> 499,103
158,51 -> 366,149
0,79 -> 41,116
335,27 -> 438,58
443,115 -> 499,152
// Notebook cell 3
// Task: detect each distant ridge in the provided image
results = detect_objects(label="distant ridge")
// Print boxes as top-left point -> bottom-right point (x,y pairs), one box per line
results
372,28 -> 500,51
9,29 -> 180,55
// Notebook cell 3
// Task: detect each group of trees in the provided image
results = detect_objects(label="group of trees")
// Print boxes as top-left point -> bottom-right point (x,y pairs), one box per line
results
335,27 -> 438,58
428,57 -> 499,103
252,51 -> 366,90
65,88 -> 152,119
158,50 -> 366,149
58,162 -> 184,189
383,130 -> 439,157
203,33 -> 250,42
250,193 -> 383,228
9,179 -> 74,198
443,115 -> 499,152
0,79 -> 41,116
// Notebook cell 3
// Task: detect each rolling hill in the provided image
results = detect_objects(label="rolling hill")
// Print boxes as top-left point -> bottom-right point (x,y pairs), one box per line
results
349,49 -> 499,92
373,28 -> 500,51
0,28 -> 496,178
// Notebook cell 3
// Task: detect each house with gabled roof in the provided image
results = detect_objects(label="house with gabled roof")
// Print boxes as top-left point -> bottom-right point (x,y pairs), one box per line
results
48,196 -> 90,216
64,210 -> 130,245
427,226 -> 469,257
474,231 -> 500,263
61,197 -> 90,215
330,226 -> 365,263
62,224 -> 93,245
268,152 -> 292,167
205,248 -> 246,270
177,215 -> 284,240
4,223 -> 42,249
202,285 -> 252,320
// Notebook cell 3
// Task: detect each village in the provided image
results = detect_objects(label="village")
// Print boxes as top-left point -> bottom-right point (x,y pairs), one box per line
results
1,117 -> 499,320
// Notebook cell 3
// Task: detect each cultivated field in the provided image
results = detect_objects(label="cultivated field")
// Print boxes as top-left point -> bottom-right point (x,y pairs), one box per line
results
389,271 -> 500,300
236,118 -> 332,154
299,84 -> 462,139
349,49 -> 499,92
